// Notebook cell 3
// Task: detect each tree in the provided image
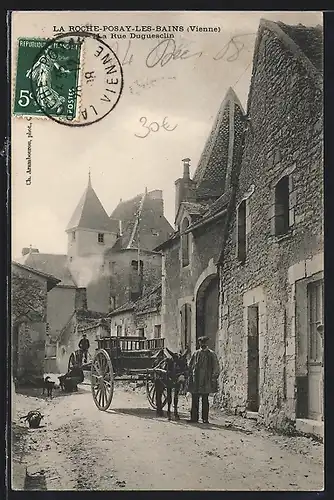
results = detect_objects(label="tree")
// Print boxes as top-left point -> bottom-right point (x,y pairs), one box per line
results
11,271 -> 46,327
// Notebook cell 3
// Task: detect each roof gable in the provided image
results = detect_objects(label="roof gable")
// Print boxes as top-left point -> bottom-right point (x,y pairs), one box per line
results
66,176 -> 117,233
21,252 -> 76,287
175,201 -> 209,228
250,20 -> 322,103
193,87 -> 245,199
276,21 -> 322,72
110,190 -> 174,251
12,261 -> 61,291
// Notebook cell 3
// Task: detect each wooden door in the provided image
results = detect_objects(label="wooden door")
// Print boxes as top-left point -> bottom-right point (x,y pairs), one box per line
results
247,305 -> 260,412
307,280 -> 324,420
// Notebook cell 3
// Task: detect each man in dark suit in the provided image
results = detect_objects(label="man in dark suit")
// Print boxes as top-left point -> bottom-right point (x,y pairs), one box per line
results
187,336 -> 220,424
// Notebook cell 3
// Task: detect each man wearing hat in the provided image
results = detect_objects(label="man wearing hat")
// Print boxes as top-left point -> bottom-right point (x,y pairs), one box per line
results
187,336 -> 220,424
78,333 -> 90,363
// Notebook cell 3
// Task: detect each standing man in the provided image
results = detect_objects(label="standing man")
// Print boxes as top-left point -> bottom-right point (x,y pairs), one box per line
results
187,336 -> 220,424
78,333 -> 90,363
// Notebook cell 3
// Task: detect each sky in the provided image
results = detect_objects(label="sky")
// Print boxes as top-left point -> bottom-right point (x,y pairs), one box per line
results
11,10 -> 322,259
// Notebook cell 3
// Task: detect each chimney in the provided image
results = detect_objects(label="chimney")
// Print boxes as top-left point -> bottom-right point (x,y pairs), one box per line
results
75,288 -> 88,310
22,247 -> 39,256
174,158 -> 195,218
182,158 -> 190,179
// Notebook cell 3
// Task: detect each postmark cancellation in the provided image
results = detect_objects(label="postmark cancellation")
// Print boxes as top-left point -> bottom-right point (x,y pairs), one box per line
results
13,33 -> 124,126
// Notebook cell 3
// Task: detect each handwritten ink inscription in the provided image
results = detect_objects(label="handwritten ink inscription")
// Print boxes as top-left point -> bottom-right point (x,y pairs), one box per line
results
109,33 -> 255,71
146,39 -> 203,68
135,116 -> 178,139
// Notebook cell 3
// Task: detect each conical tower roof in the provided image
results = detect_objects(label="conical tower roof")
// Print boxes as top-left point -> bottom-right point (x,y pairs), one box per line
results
66,173 -> 116,233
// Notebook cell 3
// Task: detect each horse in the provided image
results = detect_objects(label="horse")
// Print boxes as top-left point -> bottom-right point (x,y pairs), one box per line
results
154,347 -> 189,421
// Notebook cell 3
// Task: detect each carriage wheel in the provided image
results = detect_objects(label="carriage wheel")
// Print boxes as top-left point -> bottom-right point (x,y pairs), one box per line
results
91,349 -> 114,411
146,378 -> 167,410
68,352 -> 76,371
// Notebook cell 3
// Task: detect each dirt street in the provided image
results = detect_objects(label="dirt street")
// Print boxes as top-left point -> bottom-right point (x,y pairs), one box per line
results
12,379 -> 324,491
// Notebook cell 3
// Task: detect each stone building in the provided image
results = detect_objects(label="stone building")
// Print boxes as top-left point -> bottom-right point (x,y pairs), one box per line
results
108,282 -> 162,339
106,188 -> 173,311
11,261 -> 60,382
217,20 -> 323,434
20,176 -> 172,369
155,88 -> 246,353
56,296 -> 108,374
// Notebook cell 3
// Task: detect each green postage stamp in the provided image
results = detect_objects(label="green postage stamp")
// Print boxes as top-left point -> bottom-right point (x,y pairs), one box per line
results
13,38 -> 82,119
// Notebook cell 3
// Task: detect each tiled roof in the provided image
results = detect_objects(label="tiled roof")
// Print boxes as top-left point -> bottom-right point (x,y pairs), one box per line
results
76,309 -> 109,319
110,190 -> 174,251
277,22 -> 323,72
66,176 -> 117,233
12,261 -> 61,290
134,282 -> 161,314
202,191 -> 230,218
193,87 -> 245,199
108,301 -> 135,316
107,282 -> 162,317
20,252 -> 76,287
182,201 -> 209,216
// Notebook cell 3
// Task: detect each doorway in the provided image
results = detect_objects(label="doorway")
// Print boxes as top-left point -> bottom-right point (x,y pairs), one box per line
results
247,305 -> 260,412
196,275 -> 219,351
307,279 -> 324,420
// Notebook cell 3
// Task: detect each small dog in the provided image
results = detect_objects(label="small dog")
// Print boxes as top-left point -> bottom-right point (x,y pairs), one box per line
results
42,376 -> 56,398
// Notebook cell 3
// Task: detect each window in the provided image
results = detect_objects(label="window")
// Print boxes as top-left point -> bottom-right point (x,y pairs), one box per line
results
72,231 -> 76,241
131,260 -> 144,272
181,218 -> 190,267
109,296 -> 116,311
109,261 -> 116,275
180,304 -> 191,351
98,233 -> 105,244
116,325 -> 122,337
237,200 -> 247,262
138,327 -> 145,338
154,325 -> 161,339
275,176 -> 290,236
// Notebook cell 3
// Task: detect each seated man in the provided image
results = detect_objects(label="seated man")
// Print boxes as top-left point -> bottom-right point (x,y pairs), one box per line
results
58,365 -> 84,392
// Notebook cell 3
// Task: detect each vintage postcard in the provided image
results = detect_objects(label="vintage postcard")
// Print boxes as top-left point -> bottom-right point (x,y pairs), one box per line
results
10,10 -> 324,491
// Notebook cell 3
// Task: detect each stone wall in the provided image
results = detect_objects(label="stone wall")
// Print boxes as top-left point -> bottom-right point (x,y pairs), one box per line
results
12,265 -> 49,381
16,322 -> 46,380
162,218 -> 225,352
110,309 -> 161,339
106,249 -> 162,309
218,27 -> 323,429
110,310 -> 135,337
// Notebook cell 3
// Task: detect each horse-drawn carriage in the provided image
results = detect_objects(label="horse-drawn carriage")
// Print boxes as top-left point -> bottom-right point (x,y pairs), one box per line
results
68,335 -> 175,412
